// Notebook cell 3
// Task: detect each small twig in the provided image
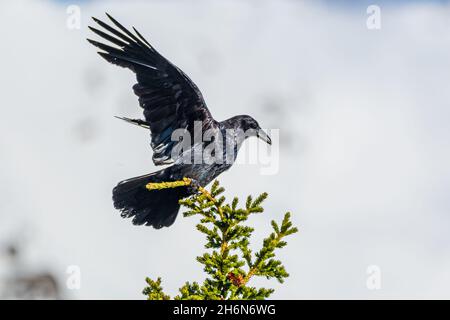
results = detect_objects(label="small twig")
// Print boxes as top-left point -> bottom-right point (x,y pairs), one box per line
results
242,233 -> 283,286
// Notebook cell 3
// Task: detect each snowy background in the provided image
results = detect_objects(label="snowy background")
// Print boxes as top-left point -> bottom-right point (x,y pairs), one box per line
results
1,0 -> 450,299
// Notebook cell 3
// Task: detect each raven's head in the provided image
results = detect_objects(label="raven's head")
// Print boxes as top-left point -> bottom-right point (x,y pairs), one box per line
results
228,115 -> 272,145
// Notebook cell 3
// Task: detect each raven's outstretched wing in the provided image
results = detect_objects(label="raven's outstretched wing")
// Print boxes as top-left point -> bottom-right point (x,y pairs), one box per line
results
88,13 -> 217,165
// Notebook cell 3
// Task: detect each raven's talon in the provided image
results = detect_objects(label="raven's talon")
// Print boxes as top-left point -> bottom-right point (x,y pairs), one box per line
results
185,177 -> 201,193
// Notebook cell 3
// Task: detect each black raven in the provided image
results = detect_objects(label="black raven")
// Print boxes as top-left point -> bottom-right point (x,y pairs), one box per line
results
88,14 -> 271,229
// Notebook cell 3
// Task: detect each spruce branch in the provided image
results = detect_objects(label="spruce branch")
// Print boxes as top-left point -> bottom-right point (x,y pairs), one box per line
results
143,179 -> 298,300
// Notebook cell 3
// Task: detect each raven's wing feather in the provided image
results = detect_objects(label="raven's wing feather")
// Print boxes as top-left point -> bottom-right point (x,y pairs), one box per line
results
88,13 -> 217,165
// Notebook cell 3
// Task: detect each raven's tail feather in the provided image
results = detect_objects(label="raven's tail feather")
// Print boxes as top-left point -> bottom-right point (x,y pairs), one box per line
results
112,168 -> 189,229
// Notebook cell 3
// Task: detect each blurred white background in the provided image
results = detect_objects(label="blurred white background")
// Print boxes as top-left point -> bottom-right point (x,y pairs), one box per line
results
0,0 -> 450,299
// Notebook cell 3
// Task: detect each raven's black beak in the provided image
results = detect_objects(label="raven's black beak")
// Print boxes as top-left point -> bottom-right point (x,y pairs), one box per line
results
257,129 -> 272,145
